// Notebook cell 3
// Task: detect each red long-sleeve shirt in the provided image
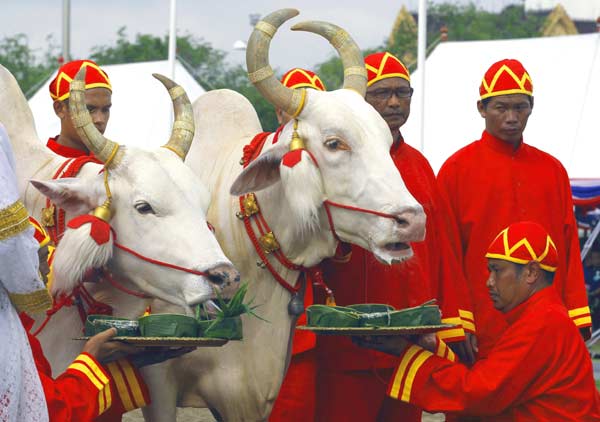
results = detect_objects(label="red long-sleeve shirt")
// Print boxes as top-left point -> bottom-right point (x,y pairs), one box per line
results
437,130 -> 591,357
387,287 -> 600,421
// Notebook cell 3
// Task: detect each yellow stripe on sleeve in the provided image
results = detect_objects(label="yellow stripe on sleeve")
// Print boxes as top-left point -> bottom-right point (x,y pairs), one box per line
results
568,306 -> 591,318
437,328 -> 466,339
119,360 -> 148,408
459,309 -> 474,321
67,362 -> 103,390
107,362 -> 135,412
75,354 -> 109,384
573,315 -> 592,327
401,349 -> 433,402
389,345 -> 422,399
98,384 -> 106,414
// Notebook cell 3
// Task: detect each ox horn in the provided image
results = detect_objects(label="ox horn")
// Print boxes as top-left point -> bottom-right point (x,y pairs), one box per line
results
153,73 -> 195,160
291,21 -> 367,97
246,9 -> 306,117
69,68 -> 121,166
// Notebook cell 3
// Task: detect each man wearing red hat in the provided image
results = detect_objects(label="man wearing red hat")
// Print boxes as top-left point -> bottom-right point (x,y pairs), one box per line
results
437,59 -> 591,363
266,68 -> 326,422
356,221 -> 600,421
313,51 -> 474,422
47,59 -> 112,157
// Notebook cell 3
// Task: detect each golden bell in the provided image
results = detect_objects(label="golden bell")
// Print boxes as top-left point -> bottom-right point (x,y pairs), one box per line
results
289,119 -> 305,151
93,200 -> 112,222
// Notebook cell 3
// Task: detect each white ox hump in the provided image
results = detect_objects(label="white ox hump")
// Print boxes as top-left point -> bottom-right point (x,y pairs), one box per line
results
186,89 -> 262,181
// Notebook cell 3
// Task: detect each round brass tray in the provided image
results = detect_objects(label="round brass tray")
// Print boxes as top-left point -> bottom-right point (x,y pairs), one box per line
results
297,323 -> 456,336
74,336 -> 228,347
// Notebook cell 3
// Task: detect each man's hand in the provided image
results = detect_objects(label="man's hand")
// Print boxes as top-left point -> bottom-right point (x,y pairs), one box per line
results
82,328 -> 138,364
448,333 -> 478,365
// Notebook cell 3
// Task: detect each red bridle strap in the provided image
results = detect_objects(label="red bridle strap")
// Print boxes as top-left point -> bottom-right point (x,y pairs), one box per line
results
113,242 -> 209,278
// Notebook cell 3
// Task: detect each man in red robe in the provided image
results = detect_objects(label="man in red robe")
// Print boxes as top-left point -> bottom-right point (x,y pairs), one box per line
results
437,59 -> 591,361
47,59 -> 112,158
269,68 -> 326,422
357,221 -> 600,421
313,52 -> 475,422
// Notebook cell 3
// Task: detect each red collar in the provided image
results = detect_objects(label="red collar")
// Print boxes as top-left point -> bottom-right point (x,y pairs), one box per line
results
47,137 -> 90,158
504,286 -> 559,325
481,130 -> 524,156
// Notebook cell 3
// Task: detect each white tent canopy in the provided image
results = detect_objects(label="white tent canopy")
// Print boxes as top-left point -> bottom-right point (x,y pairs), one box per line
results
403,33 -> 600,179
28,60 -> 205,150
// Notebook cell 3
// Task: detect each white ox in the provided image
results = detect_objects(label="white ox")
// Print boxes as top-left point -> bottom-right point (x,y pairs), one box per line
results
141,9 -> 427,422
0,65 -> 239,376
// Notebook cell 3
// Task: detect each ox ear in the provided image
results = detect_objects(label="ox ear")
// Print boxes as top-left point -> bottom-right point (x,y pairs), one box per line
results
30,177 -> 103,216
230,143 -> 287,195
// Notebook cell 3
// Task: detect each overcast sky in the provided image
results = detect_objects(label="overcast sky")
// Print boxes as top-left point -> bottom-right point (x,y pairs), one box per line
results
2,0 -> 525,71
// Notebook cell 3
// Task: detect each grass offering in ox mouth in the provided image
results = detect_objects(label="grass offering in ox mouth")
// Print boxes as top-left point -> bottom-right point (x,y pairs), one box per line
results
196,282 -> 267,340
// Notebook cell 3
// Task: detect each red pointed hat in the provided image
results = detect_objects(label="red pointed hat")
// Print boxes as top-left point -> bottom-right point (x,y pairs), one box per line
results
364,52 -> 410,87
479,59 -> 533,100
281,68 -> 326,91
485,221 -> 558,272
29,216 -> 51,248
49,59 -> 112,101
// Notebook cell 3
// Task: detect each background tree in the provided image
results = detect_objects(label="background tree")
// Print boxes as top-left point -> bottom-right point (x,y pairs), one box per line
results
90,27 -> 279,130
0,33 -> 59,98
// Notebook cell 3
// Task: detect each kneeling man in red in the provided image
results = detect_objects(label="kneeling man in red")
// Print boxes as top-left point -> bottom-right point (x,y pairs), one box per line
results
356,221 -> 600,421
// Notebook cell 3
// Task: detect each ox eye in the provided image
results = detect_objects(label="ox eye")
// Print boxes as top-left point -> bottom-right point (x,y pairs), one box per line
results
134,202 -> 155,215
324,137 -> 350,152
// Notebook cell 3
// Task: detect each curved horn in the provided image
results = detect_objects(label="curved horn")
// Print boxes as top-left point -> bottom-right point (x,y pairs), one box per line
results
291,21 -> 367,97
153,73 -> 195,160
69,68 -> 121,166
246,9 -> 306,117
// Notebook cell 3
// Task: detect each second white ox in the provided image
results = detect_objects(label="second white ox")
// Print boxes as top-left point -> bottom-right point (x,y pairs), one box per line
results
0,64 -> 239,376
142,9 -> 427,422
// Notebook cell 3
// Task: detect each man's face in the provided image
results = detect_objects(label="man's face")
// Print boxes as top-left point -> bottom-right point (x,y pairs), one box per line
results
477,94 -> 532,144
485,258 -> 532,313
55,87 -> 112,140
365,77 -> 413,134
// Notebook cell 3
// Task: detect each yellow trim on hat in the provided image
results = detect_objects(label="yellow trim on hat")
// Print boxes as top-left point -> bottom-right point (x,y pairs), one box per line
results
485,227 -> 557,272
282,68 -> 326,91
50,61 -> 112,101
366,52 -> 411,86
480,64 -> 533,99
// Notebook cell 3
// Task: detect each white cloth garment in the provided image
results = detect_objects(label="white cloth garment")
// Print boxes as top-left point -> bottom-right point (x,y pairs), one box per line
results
0,123 -> 49,422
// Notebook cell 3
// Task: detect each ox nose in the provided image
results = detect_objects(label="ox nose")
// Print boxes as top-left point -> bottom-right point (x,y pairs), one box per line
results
393,206 -> 426,242
206,264 -> 241,298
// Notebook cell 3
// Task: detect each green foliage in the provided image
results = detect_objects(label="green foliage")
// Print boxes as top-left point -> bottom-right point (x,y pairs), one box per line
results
384,3 -> 545,72
0,33 -> 59,98
197,282 -> 267,322
426,4 -> 543,43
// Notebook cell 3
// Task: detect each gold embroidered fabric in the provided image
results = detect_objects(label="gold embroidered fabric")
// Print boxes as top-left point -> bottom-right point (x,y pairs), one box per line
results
0,200 -> 30,241
9,289 -> 52,314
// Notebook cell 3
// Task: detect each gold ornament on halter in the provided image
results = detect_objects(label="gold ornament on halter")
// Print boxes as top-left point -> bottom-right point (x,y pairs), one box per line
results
289,119 -> 305,151
93,145 -> 120,222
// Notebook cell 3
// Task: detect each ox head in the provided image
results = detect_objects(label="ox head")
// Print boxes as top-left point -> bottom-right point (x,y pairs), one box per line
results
231,9 -> 425,265
32,70 -> 239,309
